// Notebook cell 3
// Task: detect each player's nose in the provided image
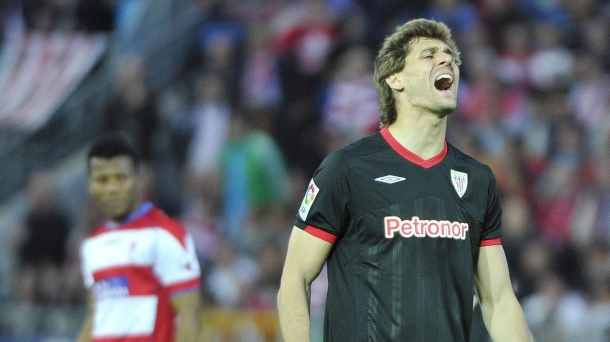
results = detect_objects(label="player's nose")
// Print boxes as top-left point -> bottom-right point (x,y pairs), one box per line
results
438,52 -> 453,66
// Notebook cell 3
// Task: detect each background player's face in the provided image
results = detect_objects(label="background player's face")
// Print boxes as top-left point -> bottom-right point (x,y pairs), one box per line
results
88,156 -> 141,222
394,38 -> 459,116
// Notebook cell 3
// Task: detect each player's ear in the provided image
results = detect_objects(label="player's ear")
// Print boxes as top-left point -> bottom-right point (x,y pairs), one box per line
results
385,74 -> 403,90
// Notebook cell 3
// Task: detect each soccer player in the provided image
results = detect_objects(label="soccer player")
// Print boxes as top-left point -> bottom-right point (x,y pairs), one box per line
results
77,133 -> 201,342
277,19 -> 531,341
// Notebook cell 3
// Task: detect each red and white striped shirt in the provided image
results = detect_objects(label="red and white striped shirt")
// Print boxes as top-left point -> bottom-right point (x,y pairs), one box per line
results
80,203 -> 201,342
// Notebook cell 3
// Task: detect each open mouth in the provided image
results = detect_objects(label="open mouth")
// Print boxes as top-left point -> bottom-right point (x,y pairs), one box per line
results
434,74 -> 453,91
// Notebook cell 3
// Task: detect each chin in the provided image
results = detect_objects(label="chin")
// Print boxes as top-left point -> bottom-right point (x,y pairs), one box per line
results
430,98 -> 457,116
435,105 -> 455,117
110,214 -> 129,223
106,209 -> 130,222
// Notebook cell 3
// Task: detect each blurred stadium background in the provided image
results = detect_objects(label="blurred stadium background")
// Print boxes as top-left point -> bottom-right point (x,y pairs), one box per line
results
0,0 -> 609,341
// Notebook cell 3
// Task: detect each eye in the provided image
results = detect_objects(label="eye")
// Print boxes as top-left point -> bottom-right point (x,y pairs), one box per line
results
423,55 -> 433,59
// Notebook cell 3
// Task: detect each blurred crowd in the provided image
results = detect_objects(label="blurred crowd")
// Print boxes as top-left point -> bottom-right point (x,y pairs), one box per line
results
1,0 -> 610,341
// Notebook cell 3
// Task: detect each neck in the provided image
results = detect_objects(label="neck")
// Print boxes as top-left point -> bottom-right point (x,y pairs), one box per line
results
387,108 -> 447,160
108,200 -> 146,225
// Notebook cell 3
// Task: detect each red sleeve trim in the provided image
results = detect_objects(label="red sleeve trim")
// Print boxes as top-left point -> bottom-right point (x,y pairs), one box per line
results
167,278 -> 201,295
304,225 -> 338,244
480,237 -> 501,247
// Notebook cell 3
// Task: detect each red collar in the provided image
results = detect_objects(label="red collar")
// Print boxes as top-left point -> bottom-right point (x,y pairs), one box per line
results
380,127 -> 447,169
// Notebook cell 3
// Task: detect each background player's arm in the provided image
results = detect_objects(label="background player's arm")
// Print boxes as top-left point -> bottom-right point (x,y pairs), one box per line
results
171,291 -> 201,342
154,227 -> 202,342
278,226 -> 333,342
475,245 -> 531,342
76,290 -> 94,342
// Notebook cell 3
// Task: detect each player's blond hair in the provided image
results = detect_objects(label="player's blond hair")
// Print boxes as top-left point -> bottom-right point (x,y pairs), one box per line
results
374,19 -> 461,128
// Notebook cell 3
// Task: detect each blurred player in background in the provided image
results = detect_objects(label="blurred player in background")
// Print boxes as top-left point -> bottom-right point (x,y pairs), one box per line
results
77,133 -> 201,342
278,18 -> 531,342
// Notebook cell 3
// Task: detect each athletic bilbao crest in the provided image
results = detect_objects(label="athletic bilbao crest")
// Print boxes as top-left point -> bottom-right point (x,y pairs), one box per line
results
450,169 -> 468,198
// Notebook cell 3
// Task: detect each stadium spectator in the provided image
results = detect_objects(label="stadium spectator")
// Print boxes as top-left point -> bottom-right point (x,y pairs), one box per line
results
319,45 -> 379,153
569,52 -> 610,156
496,20 -> 532,90
273,0 -> 339,102
12,171 -> 71,304
102,55 -> 159,163
205,237 -> 258,308
424,0 -> 480,36
578,16 -> 610,69
75,0 -> 115,32
526,20 -> 574,92
218,109 -> 289,246
183,72 -> 231,213
581,242 -> 610,342
239,20 -> 283,128
247,242 -> 284,309
194,17 -> 244,102
521,270 -> 588,342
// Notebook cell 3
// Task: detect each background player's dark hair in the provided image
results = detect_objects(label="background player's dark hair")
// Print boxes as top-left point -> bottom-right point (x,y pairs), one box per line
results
87,132 -> 140,171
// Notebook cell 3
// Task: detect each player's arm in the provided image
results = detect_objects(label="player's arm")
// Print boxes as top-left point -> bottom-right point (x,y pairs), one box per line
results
278,226 -> 333,342
475,244 -> 532,342
76,290 -> 94,342
154,225 -> 202,342
171,290 -> 201,342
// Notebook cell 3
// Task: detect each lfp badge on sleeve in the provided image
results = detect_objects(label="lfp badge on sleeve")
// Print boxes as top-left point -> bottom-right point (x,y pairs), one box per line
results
299,179 -> 319,221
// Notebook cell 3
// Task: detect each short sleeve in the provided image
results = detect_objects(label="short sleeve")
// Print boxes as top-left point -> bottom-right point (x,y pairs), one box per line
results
154,227 -> 201,295
294,150 -> 350,241
481,169 -> 502,246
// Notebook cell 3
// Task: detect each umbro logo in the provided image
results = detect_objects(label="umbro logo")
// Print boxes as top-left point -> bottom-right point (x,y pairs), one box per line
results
375,175 -> 406,184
